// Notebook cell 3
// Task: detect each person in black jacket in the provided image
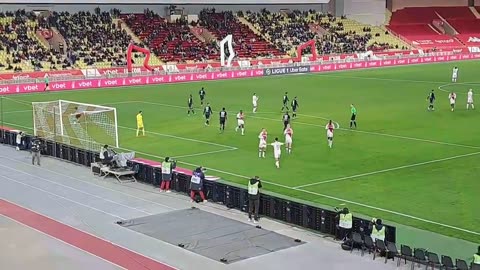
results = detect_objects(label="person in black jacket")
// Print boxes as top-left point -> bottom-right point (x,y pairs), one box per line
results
248,176 -> 262,223
190,167 -> 207,203
31,138 -> 41,166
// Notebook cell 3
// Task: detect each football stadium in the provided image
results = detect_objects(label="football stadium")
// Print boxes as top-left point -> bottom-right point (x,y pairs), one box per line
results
0,1 -> 480,270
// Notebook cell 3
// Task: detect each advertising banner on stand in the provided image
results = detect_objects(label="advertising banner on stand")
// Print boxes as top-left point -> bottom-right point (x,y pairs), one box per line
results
263,66 -> 311,76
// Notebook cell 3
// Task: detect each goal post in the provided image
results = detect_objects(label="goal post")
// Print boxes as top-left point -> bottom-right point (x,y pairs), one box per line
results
32,100 -> 119,151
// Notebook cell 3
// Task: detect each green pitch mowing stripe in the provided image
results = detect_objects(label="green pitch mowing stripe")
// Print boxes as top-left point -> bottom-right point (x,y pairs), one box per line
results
2,60 -> 480,256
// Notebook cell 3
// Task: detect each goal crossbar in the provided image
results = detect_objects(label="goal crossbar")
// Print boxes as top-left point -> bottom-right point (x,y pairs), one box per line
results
58,99 -> 116,111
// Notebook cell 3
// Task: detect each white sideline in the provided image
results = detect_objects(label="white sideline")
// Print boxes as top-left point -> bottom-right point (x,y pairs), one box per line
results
3,122 -> 480,237
116,146 -> 480,237
4,93 -> 480,236
293,151 -> 480,188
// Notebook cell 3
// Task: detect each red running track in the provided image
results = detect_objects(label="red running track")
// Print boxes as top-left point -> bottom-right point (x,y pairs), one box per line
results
0,199 -> 176,270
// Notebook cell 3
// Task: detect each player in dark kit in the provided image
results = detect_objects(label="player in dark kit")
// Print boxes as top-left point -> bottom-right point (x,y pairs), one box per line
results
203,103 -> 212,126
291,97 -> 299,119
427,89 -> 435,111
219,108 -> 227,133
281,92 -> 289,111
282,111 -> 291,130
199,87 -> 206,106
187,94 -> 195,115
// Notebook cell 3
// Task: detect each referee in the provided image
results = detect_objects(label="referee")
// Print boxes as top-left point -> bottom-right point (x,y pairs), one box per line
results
350,104 -> 357,128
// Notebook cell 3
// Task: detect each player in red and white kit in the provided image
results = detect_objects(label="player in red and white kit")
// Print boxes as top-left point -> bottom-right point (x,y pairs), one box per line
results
325,120 -> 335,148
235,110 -> 245,135
449,92 -> 456,112
258,128 -> 268,158
284,124 -> 293,154
270,137 -> 284,168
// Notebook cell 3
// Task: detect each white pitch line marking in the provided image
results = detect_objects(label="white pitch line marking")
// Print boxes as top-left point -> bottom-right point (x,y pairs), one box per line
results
0,99 -> 237,150
117,125 -> 237,150
0,174 -> 126,220
1,109 -> 32,114
172,148 -> 238,159
253,114 -> 480,150
296,188 -> 480,236
130,100 -> 480,150
3,122 -> 480,237
4,100 -> 480,236
438,82 -> 480,95
0,163 -> 153,215
293,151 -> 480,188
119,147 -> 480,236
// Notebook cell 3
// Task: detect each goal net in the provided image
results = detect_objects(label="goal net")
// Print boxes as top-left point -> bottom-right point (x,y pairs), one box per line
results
32,100 -> 119,151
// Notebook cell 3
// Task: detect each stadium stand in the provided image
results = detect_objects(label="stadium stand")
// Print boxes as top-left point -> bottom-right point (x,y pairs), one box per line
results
448,19 -> 480,34
1,6 -> 474,73
198,9 -> 283,58
47,11 -> 135,69
434,6 -> 476,19
243,9 -> 318,54
321,17 -> 409,51
244,9 -> 409,56
387,7 -> 473,49
121,11 -> 217,63
0,10 -> 67,73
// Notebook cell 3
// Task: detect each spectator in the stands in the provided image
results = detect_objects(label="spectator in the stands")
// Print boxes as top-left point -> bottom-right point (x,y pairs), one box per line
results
47,10 -> 131,67
0,10 -> 69,70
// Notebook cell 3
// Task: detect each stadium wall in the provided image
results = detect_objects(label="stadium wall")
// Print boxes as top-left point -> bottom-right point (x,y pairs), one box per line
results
391,0 -> 468,11
0,4 -> 330,14
341,0 -> 385,25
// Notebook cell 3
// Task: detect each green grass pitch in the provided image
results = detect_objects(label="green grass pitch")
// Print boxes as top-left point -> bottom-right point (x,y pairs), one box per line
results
2,60 -> 480,246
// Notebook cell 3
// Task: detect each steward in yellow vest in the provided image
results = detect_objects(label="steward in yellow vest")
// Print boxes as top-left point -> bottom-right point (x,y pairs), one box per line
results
371,218 -> 386,242
337,207 -> 353,241
248,176 -> 262,223
473,246 -> 480,265
160,157 -> 176,192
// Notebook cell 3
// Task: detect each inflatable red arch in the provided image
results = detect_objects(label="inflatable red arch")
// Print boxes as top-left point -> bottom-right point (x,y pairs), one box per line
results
126,43 -> 154,73
296,40 -> 317,62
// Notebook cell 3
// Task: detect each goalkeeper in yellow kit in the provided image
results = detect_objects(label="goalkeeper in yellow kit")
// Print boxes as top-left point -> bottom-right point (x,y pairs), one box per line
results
136,111 -> 145,137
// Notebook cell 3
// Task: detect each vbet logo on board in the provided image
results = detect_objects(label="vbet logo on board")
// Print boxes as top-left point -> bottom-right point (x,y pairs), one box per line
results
0,85 -> 10,93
